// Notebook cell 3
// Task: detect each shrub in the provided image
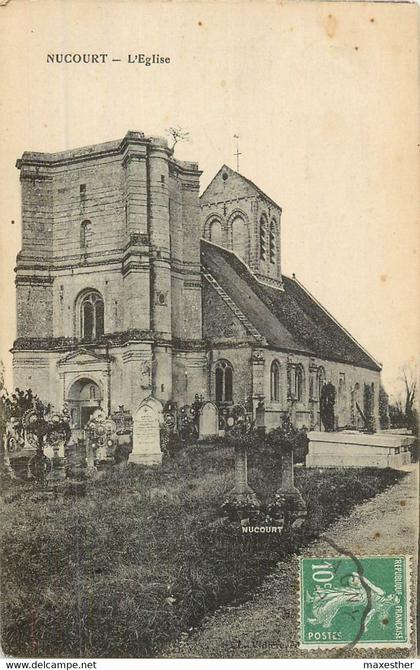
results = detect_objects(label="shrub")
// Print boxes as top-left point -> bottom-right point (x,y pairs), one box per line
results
379,385 -> 390,429
265,416 -> 308,463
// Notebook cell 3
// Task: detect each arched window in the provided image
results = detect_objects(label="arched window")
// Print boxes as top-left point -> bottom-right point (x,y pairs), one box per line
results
270,360 -> 280,402
214,360 -> 233,403
231,216 -> 247,261
209,219 -> 222,245
295,365 -> 304,401
269,220 -> 276,264
80,220 -> 91,249
80,291 -> 104,341
287,364 -> 305,401
259,215 -> 268,261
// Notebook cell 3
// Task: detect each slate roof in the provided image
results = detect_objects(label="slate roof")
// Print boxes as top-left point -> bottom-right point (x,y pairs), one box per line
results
201,239 -> 381,372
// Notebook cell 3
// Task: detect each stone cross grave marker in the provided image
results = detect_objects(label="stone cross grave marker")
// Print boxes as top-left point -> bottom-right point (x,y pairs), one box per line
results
234,445 -> 249,495
199,401 -> 218,439
131,398 -> 163,465
222,442 -> 261,522
269,442 -> 307,528
255,401 -> 265,429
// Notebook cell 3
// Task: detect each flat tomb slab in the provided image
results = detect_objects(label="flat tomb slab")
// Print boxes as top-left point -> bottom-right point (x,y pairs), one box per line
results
306,431 -> 415,469
307,431 -> 415,448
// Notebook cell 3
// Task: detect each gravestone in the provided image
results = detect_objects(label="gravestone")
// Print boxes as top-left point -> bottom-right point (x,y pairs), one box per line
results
131,398 -> 163,465
178,404 -> 196,442
255,401 -> 265,432
222,442 -> 261,522
4,418 -> 26,479
111,405 -> 133,464
199,401 -> 218,439
269,442 -> 307,528
85,409 -> 118,470
45,421 -> 68,482
234,445 -> 249,494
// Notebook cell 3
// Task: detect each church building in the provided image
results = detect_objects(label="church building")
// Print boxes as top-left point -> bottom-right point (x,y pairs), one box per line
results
12,131 -> 381,431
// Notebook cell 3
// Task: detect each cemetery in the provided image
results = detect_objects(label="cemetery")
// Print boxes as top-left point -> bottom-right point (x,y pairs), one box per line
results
0,385 -> 415,657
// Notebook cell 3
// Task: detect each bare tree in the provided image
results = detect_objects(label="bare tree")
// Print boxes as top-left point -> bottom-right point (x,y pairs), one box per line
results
165,125 -> 190,152
401,361 -> 417,418
379,384 -> 390,429
389,361 -> 418,431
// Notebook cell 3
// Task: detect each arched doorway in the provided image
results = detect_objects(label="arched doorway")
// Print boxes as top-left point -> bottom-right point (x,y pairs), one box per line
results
67,377 -> 102,429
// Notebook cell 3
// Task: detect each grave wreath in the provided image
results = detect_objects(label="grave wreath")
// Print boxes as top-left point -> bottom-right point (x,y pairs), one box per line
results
3,388 -> 71,483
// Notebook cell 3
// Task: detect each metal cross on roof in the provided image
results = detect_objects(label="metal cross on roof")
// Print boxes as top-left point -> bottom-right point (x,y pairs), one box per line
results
233,134 -> 242,172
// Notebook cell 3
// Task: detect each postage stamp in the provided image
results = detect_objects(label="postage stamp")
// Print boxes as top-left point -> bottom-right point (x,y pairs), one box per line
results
299,555 -> 411,649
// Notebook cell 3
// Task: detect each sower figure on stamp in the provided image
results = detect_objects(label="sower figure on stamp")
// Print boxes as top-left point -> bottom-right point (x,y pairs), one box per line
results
307,572 -> 400,630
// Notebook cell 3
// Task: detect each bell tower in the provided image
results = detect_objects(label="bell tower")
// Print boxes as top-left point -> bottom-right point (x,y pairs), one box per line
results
200,164 -> 283,288
13,131 -> 206,417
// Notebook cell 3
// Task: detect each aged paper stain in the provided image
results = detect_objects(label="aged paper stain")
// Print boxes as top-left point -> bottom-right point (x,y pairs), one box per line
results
326,14 -> 337,38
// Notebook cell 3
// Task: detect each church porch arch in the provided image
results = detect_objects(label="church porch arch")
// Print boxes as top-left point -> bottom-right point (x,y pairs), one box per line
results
66,376 -> 104,430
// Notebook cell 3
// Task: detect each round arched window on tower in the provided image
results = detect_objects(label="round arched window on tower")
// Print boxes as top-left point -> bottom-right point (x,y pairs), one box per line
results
269,220 -> 277,264
259,214 -> 268,261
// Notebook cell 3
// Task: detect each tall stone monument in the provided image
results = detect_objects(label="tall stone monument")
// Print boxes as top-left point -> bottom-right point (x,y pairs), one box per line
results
222,441 -> 261,522
131,397 -> 163,465
269,442 -> 307,528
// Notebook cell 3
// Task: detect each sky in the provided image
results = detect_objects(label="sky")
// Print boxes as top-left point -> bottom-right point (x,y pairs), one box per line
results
0,0 -> 418,400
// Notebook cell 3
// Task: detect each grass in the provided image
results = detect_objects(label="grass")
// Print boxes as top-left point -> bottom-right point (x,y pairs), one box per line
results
0,441 -> 405,658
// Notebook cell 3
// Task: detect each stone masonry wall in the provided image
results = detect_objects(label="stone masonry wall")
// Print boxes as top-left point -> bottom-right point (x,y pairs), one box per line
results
52,156 -> 126,260
20,174 -> 54,259
200,166 -> 282,281
16,282 -> 53,338
263,350 -> 381,431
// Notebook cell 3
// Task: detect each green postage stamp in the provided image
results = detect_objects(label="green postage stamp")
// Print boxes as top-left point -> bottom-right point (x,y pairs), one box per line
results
299,556 -> 411,648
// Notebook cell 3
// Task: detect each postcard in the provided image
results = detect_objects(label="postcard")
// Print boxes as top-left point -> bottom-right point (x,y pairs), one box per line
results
0,0 -> 418,663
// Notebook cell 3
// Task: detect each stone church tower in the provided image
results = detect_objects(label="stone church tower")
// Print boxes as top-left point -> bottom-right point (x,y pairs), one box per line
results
13,131 -> 206,427
200,164 -> 283,288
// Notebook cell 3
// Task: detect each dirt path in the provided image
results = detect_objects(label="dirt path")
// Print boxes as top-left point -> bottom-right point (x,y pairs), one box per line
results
166,466 -> 418,659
